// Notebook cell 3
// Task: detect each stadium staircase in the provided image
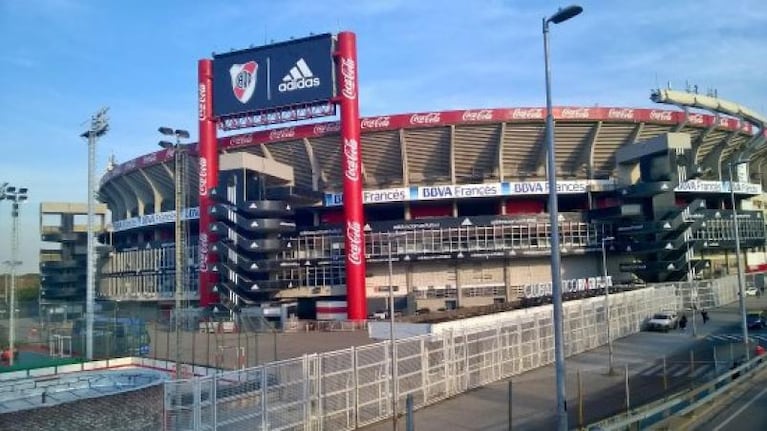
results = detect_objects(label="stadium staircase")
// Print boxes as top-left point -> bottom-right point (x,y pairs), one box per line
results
590,133 -> 715,282
208,169 -> 298,315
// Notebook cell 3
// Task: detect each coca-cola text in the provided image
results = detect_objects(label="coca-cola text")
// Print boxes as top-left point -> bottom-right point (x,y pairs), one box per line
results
346,221 -> 363,265
343,138 -> 360,182
409,112 -> 441,125
340,58 -> 356,100
361,116 -> 391,129
510,108 -> 544,120
461,110 -> 493,122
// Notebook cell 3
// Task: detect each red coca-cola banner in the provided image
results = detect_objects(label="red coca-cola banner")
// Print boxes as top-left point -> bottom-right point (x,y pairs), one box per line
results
336,32 -> 367,321
198,59 -> 218,307
103,106 -> 756,189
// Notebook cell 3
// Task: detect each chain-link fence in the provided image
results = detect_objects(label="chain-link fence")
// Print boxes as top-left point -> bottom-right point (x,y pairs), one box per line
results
163,276 -> 748,431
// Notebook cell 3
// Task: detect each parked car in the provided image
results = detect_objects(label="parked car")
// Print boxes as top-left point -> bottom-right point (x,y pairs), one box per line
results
747,312 -> 766,329
645,310 -> 679,332
746,286 -> 759,296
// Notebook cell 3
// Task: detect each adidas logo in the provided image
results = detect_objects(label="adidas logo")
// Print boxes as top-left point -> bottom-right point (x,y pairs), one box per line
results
278,58 -> 320,92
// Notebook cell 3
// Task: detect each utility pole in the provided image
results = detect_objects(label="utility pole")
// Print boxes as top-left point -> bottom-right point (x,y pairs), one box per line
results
81,108 -> 109,360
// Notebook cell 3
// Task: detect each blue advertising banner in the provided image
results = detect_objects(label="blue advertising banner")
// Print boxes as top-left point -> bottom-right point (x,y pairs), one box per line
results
212,34 -> 335,117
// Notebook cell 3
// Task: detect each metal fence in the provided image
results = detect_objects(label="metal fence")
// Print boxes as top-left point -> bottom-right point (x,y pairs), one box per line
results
163,275 -> 744,430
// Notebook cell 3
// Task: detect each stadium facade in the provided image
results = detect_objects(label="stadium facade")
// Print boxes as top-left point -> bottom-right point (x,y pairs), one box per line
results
94,105 -> 767,318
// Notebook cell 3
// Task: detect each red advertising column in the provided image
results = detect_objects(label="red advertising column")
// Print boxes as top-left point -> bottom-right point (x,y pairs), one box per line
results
336,32 -> 367,320
198,59 -> 219,307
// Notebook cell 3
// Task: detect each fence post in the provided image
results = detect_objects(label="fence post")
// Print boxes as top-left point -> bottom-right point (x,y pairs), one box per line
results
508,379 -> 513,431
495,326 -> 502,380
421,337 -> 427,405
713,345 -> 719,374
730,343 -> 734,364
193,378 -> 202,431
624,364 -> 630,413
406,393 -> 414,431
444,332 -> 451,396
352,346 -> 358,430
212,375 -> 218,431
662,356 -> 668,392
690,349 -> 695,379
464,329 -> 470,391
303,354 -> 309,431
578,369 -> 584,429
261,365 -> 268,431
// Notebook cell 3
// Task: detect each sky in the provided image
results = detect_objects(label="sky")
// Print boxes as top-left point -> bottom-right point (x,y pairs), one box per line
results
0,0 -> 766,273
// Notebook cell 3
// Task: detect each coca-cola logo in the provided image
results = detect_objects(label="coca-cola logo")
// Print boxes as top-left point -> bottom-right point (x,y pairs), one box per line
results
346,221 -> 363,265
230,134 -> 254,147
313,122 -> 341,135
269,127 -> 296,141
199,158 -> 208,197
687,113 -> 705,125
343,138 -> 360,182
360,116 -> 391,129
560,108 -> 590,119
340,57 -> 356,100
510,108 -> 544,120
199,232 -> 209,272
198,83 -> 207,121
649,110 -> 673,121
409,112 -> 441,125
607,108 -> 635,121
461,109 -> 493,122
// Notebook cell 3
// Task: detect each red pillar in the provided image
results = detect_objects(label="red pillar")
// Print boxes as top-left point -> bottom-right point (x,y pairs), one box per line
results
198,59 -> 218,307
336,32 -> 367,320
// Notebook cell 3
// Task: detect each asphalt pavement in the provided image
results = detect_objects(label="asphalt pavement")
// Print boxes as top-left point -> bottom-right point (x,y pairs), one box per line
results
360,294 -> 767,431
695,371 -> 767,431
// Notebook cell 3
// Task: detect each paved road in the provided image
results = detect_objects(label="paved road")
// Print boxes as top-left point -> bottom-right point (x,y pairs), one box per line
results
696,363 -> 767,431
361,295 -> 767,431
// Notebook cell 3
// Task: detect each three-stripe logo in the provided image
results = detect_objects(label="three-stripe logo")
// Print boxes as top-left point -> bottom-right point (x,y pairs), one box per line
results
278,58 -> 320,93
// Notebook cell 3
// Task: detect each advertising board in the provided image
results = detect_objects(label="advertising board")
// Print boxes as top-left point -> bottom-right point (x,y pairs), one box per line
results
212,34 -> 335,117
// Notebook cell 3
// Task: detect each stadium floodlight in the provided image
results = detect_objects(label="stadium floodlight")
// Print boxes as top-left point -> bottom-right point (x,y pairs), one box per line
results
158,126 -> 174,136
159,126 -> 190,381
729,159 -> 750,360
543,5 -> 583,431
159,127 -> 190,140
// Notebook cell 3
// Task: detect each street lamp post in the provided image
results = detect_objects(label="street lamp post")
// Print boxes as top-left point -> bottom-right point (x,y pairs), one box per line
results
543,5 -> 583,430
601,236 -> 615,375
385,231 -> 407,431
159,126 -> 190,380
728,161 -> 750,359
2,186 -> 28,366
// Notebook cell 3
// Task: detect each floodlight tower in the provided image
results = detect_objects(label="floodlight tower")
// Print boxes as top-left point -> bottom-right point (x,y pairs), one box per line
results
80,108 -> 109,361
2,185 -> 28,366
159,126 -> 191,379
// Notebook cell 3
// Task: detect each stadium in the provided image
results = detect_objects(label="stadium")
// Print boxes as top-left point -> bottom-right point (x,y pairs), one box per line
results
87,97 -> 767,321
